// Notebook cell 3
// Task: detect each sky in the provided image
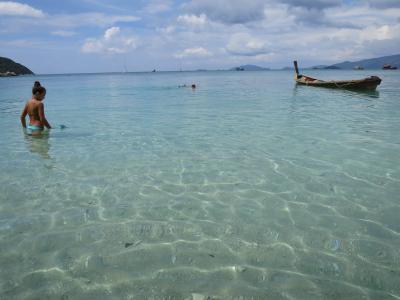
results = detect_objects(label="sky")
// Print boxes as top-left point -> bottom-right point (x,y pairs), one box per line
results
0,0 -> 399,74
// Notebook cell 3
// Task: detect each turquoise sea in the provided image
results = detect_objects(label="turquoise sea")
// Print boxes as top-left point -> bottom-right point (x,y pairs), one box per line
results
0,70 -> 400,299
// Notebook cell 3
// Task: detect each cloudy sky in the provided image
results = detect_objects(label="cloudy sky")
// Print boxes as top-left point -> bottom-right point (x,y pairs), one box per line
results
0,0 -> 399,73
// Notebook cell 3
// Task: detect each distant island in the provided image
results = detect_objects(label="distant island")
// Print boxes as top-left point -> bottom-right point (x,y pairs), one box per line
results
229,54 -> 399,72
2,53 -> 398,75
311,54 -> 400,70
0,57 -> 34,76
230,64 -> 270,71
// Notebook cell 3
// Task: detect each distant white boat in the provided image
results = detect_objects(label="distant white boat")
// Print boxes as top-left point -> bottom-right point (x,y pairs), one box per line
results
383,64 -> 398,70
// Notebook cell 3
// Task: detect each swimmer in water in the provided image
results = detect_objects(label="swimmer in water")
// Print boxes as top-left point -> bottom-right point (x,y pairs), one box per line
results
20,81 -> 52,134
178,83 -> 197,89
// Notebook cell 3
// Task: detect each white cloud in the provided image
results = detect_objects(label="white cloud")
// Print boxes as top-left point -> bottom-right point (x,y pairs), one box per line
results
157,25 -> 176,34
226,33 -> 270,56
52,13 -> 140,28
145,0 -> 172,14
51,30 -> 76,37
174,47 -> 212,58
0,38 -> 38,47
81,39 -> 102,53
82,0 -> 125,12
104,26 -> 120,40
0,1 -> 44,17
177,14 -> 207,26
281,0 -> 342,10
366,0 -> 400,9
2,0 -> 400,72
184,0 -> 266,24
360,24 -> 397,41
0,12 -> 140,31
82,27 -> 138,54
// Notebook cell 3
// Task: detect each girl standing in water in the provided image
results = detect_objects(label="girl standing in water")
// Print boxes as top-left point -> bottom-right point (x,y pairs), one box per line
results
20,81 -> 51,134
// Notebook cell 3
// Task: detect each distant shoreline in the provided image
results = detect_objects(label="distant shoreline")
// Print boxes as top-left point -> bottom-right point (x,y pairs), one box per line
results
1,53 -> 398,77
2,68 -> 393,77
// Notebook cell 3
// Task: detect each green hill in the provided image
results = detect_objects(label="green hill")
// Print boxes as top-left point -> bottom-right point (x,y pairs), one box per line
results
329,54 -> 400,69
0,57 -> 34,76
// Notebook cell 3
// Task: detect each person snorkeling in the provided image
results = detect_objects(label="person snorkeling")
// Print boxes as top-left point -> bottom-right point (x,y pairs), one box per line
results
20,81 -> 52,135
178,83 -> 197,90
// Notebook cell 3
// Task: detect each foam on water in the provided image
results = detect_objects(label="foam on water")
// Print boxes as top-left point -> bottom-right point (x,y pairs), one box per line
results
1,70 -> 400,299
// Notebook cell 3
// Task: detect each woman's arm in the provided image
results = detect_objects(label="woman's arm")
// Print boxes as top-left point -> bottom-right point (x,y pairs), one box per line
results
38,102 -> 52,129
20,103 -> 28,128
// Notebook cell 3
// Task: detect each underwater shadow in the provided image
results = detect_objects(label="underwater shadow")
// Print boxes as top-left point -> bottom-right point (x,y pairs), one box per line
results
293,84 -> 380,99
23,129 -> 51,160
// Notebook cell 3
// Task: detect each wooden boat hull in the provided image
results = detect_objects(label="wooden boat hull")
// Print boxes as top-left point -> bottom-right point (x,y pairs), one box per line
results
293,61 -> 382,90
295,75 -> 382,90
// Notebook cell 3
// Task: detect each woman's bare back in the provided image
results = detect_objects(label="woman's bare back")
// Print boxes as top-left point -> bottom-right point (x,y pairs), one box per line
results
21,98 -> 51,129
27,99 -> 42,126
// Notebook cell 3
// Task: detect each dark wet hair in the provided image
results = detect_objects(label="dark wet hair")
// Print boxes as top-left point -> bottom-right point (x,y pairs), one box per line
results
191,84 -> 196,88
32,81 -> 46,95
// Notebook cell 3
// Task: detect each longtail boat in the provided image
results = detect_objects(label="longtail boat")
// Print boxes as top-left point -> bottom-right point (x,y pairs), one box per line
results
293,61 -> 382,90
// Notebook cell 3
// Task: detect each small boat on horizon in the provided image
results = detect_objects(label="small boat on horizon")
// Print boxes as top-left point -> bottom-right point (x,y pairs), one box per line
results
293,61 -> 381,90
382,64 -> 397,70
353,65 -> 364,70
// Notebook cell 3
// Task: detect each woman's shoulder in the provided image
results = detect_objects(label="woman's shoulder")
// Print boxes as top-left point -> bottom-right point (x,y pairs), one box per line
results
27,98 -> 41,104
27,98 -> 42,108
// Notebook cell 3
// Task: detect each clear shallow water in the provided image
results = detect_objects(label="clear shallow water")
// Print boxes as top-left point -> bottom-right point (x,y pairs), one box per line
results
0,70 -> 400,299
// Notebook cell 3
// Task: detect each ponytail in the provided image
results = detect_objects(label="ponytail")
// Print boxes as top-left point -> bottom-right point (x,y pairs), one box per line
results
32,81 -> 46,96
